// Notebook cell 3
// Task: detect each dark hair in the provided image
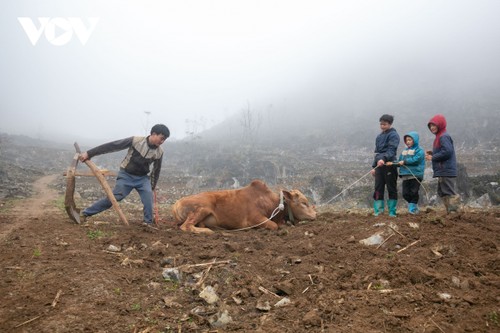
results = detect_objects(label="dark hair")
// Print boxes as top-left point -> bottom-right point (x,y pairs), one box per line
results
379,114 -> 394,124
151,124 -> 170,138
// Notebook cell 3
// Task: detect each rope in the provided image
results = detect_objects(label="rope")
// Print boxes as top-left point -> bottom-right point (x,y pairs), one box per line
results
322,163 -> 431,206
225,191 -> 285,232
322,165 -> 380,205
399,164 -> 431,201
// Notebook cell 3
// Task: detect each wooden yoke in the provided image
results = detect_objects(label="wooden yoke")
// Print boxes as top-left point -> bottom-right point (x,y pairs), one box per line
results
68,142 -> 129,225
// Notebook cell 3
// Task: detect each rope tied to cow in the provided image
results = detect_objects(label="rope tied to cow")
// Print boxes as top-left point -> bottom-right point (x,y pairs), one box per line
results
226,191 -> 286,232
322,163 -> 431,206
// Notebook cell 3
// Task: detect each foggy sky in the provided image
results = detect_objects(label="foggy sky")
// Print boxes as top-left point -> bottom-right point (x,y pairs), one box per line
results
1,0 -> 500,144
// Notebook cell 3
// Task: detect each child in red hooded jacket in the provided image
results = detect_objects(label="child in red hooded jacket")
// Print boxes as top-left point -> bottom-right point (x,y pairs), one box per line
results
425,114 -> 460,213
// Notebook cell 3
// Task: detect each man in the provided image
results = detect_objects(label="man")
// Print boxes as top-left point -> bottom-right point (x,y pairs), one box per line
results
79,124 -> 170,225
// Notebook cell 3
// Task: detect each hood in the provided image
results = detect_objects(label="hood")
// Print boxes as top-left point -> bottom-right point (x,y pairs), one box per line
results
428,114 -> 447,133
428,114 -> 448,148
404,131 -> 419,148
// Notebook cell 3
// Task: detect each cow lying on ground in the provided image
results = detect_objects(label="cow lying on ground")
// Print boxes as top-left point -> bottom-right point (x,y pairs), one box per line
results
172,179 -> 317,234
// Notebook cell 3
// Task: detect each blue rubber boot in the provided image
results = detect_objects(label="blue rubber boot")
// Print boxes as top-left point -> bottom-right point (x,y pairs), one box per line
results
373,200 -> 385,216
387,199 -> 397,217
408,203 -> 419,215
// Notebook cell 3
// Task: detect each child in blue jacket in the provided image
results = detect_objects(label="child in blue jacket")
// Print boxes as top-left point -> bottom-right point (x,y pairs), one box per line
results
397,131 -> 425,214
370,114 -> 400,217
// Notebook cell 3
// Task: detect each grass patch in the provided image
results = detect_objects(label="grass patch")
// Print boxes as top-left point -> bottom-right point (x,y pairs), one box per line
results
87,229 -> 106,240
488,311 -> 499,326
33,248 -> 42,257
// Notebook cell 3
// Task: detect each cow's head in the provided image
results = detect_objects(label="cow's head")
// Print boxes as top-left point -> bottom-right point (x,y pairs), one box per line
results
283,190 -> 317,222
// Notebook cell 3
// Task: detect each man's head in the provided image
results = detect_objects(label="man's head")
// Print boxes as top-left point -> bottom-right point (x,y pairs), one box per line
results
149,124 -> 170,146
379,114 -> 394,132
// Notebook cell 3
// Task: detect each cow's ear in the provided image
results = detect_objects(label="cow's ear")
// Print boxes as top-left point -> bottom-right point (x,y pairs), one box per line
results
282,190 -> 293,202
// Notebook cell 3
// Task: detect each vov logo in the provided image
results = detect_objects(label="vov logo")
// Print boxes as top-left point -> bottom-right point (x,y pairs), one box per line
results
18,17 -> 99,46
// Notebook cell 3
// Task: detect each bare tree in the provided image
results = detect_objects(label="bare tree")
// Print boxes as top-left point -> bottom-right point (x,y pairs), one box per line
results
239,101 -> 262,145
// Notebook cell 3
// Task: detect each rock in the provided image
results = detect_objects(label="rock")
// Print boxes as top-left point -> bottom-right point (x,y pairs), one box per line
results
199,286 -> 219,304
275,281 -> 294,295
347,235 -> 356,243
274,297 -> 291,307
160,257 -> 175,267
162,268 -> 182,282
451,276 -> 461,288
359,233 -> 384,246
303,309 -> 322,327
438,292 -> 452,300
256,300 -> 271,312
210,310 -> 233,328
106,244 -> 121,252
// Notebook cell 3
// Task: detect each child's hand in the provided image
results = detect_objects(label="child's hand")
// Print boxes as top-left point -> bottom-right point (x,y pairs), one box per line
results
398,161 -> 404,165
386,161 -> 393,166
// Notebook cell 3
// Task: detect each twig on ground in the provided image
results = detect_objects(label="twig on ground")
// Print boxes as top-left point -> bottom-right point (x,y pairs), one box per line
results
195,258 -> 217,288
388,226 -> 407,239
15,315 -> 42,328
377,233 -> 394,249
51,289 -> 62,307
259,286 -> 281,298
430,318 -> 445,333
397,239 -> 422,254
180,260 -> 231,269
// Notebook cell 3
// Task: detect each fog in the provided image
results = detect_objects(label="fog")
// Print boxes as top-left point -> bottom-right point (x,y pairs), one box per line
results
1,0 -> 499,145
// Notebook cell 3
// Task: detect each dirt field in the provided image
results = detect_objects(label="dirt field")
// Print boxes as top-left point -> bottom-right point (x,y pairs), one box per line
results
0,174 -> 499,333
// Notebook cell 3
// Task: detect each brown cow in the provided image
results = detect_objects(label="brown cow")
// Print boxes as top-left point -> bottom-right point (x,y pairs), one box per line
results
172,179 -> 317,234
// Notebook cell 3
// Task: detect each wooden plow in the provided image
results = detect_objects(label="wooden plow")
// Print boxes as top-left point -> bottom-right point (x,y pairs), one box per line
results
64,142 -> 129,225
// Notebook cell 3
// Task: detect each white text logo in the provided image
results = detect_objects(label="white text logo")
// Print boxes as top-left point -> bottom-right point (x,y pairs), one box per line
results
18,17 -> 99,46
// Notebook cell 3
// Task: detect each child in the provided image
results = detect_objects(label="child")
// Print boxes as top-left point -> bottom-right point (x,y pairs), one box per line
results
370,114 -> 400,217
425,114 -> 460,213
397,131 -> 425,214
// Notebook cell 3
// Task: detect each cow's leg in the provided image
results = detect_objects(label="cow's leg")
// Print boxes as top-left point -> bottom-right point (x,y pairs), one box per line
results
256,219 -> 279,231
179,208 -> 215,234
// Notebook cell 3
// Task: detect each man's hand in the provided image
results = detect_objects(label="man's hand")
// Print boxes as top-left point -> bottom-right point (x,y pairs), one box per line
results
79,152 -> 89,162
377,159 -> 385,167
370,169 -> 376,177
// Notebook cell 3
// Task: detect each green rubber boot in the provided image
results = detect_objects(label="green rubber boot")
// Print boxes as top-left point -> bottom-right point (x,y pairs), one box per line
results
373,200 -> 385,216
387,199 -> 397,217
408,203 -> 419,215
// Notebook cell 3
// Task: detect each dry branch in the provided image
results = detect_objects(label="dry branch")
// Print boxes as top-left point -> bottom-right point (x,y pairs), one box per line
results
180,260 -> 231,269
259,286 -> 281,298
51,289 -> 63,307
388,225 -> 407,239
376,233 -> 394,249
195,259 -> 217,288
397,239 -> 422,254
15,315 -> 42,328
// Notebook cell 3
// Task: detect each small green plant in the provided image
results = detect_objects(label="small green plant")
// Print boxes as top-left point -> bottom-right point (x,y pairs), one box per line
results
87,229 -> 105,240
131,303 -> 141,311
372,283 -> 384,290
386,252 -> 395,260
114,288 -> 122,295
163,280 -> 180,291
488,311 -> 499,326
33,248 -> 42,257
54,196 -> 66,211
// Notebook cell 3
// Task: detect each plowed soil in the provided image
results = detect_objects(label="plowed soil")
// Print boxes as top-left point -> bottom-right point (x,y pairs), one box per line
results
0,175 -> 499,333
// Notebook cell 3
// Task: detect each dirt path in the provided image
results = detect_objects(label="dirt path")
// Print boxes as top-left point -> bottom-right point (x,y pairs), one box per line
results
0,174 -> 59,241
